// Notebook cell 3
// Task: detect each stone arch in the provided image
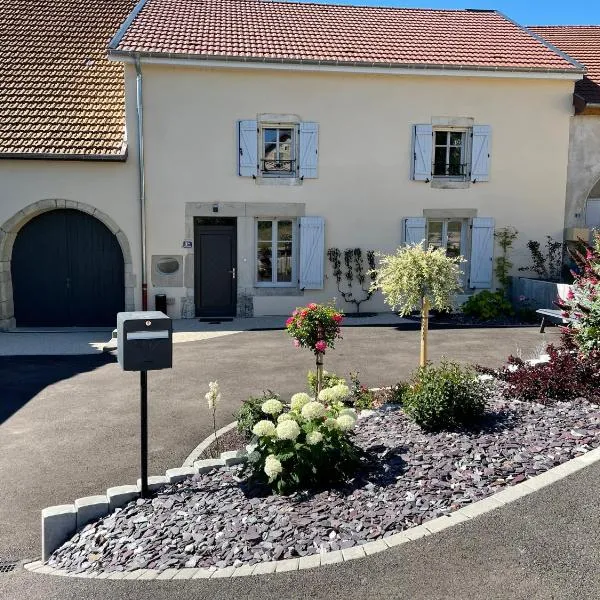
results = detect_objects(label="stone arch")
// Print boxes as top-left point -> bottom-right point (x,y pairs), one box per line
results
569,166 -> 600,227
0,199 -> 134,329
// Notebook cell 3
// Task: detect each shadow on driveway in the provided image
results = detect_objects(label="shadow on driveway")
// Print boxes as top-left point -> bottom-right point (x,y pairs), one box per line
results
0,354 -> 116,425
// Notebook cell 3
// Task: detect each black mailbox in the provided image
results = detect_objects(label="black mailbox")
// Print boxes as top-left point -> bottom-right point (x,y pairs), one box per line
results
117,311 -> 172,371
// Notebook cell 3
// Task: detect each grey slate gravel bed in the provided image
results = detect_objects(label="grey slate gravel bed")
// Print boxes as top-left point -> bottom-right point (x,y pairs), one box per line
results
48,397 -> 600,574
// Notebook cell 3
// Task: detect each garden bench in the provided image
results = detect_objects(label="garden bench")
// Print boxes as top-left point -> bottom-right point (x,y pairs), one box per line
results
535,284 -> 575,333
536,308 -> 572,333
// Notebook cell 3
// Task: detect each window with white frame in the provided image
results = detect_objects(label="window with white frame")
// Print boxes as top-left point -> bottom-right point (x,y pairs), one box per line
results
238,120 -> 319,180
433,130 -> 469,179
256,219 -> 296,286
427,219 -> 467,258
411,124 -> 491,183
261,126 -> 296,177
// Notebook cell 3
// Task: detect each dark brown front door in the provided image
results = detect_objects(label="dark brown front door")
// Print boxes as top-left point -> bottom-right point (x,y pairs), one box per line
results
194,217 -> 237,317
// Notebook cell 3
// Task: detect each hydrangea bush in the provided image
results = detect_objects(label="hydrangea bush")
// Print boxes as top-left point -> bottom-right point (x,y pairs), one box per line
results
245,385 -> 361,494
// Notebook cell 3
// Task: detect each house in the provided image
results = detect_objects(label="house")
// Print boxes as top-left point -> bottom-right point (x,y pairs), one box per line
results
529,26 -> 600,237
0,0 -> 584,325
0,0 -> 139,329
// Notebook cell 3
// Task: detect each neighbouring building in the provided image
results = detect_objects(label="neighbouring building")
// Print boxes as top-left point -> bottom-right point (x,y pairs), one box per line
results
0,0 -> 585,325
529,26 -> 600,240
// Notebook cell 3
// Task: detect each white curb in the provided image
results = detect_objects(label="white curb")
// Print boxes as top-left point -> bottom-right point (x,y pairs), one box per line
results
25,435 -> 600,580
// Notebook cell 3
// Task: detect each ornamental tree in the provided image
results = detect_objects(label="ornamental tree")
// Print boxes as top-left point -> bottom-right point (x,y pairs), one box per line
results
286,303 -> 343,394
372,243 -> 464,366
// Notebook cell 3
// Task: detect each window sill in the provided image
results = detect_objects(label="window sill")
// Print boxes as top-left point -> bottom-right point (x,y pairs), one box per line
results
255,176 -> 303,187
431,179 -> 471,190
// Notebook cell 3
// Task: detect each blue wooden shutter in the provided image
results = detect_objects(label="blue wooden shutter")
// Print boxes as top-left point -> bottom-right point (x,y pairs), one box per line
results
404,217 -> 427,246
299,216 -> 324,289
469,217 -> 495,288
471,125 -> 491,182
411,125 -> 432,181
299,122 -> 318,179
238,120 -> 258,177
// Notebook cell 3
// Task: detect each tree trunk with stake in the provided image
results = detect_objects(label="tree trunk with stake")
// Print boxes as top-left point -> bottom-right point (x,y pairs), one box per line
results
420,295 -> 430,367
315,351 -> 324,396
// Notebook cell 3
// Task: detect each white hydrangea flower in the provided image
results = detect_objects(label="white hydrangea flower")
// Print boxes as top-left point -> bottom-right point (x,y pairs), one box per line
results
339,407 -> 357,418
323,418 -> 337,430
264,454 -> 283,480
277,413 -> 294,423
335,413 -> 357,431
205,380 -> 221,410
306,430 -> 323,445
317,387 -> 335,403
276,419 -> 301,440
290,393 -> 311,411
252,420 -> 276,438
261,398 -> 283,415
330,384 -> 350,401
301,401 -> 327,420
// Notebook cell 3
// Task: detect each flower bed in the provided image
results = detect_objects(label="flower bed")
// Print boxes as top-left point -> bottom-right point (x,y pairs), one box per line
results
47,396 -> 600,575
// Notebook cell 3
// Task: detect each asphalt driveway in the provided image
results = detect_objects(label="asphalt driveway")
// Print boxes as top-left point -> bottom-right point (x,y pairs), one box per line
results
3,325 -> 598,599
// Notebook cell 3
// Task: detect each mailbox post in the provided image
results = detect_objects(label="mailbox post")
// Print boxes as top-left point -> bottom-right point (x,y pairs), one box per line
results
117,311 -> 173,498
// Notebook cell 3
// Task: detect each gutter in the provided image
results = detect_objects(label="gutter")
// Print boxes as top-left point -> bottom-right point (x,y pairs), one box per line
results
107,49 -> 585,78
135,55 -> 148,310
0,152 -> 127,162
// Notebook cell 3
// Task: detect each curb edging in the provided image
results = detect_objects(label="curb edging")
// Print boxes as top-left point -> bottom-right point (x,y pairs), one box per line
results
25,444 -> 600,580
182,421 -> 238,467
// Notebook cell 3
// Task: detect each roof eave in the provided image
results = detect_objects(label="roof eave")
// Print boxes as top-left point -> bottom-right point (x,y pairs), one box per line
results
0,150 -> 128,162
108,49 -> 585,79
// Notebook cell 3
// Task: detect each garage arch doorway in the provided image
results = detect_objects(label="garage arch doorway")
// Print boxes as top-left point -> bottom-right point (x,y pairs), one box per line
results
4,204 -> 130,327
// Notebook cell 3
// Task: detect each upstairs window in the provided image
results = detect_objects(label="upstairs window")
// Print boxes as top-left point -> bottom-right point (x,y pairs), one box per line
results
433,130 -> 469,179
411,124 -> 491,183
238,120 -> 318,180
261,126 -> 296,177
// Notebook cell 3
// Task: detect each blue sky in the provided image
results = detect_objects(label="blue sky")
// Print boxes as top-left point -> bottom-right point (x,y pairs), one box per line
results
315,1 -> 600,25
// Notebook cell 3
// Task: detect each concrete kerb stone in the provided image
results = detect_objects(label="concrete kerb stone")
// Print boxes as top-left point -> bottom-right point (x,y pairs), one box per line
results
193,458 -> 227,473
136,475 -> 169,492
74,495 -> 109,530
183,421 -> 238,466
220,450 -> 247,467
30,425 -> 600,581
165,467 -> 197,484
106,485 -> 140,512
41,505 -> 76,562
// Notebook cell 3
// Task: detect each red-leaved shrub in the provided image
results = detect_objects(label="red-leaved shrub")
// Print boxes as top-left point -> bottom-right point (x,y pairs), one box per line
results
482,345 -> 600,404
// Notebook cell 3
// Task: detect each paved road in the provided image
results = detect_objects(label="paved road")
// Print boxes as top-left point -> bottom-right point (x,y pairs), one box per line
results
3,325 -> 597,599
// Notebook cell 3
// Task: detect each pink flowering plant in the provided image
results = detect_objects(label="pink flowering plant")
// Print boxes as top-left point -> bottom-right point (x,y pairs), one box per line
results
286,303 -> 343,355
286,302 -> 344,394
558,233 -> 600,356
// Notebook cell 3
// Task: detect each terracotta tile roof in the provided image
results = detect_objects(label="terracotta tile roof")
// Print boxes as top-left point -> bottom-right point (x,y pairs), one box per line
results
529,26 -> 600,104
0,0 -> 136,158
110,0 -> 582,74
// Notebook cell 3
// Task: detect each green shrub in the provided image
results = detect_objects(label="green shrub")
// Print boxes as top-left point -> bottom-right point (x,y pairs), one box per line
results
236,391 -> 280,440
349,371 -> 374,410
307,370 -> 346,396
245,391 -> 360,494
461,290 -> 514,321
403,361 -> 489,431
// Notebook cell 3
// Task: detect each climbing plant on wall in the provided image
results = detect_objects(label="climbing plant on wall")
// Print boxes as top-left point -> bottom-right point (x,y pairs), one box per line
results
327,248 -> 377,314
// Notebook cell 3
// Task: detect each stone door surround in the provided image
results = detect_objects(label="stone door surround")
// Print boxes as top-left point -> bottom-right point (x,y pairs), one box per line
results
0,199 -> 134,330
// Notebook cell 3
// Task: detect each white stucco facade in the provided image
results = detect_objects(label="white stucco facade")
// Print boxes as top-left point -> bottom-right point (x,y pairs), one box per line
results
0,62 -> 578,325
129,63 -> 575,317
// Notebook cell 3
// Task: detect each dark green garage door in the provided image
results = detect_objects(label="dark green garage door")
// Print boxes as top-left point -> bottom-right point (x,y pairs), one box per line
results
11,209 -> 124,327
